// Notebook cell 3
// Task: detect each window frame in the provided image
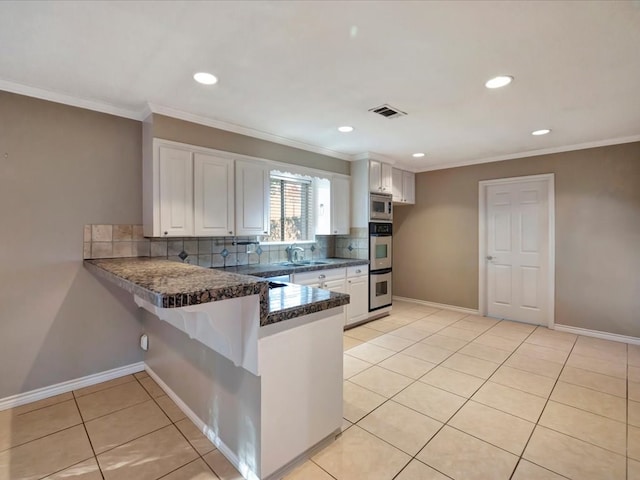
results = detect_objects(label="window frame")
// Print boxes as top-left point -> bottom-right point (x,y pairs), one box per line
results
265,172 -> 315,244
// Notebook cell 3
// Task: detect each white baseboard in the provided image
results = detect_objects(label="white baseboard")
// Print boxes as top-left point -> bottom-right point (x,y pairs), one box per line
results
145,366 -> 259,480
393,296 -> 480,316
554,324 -> 640,346
0,362 -> 145,412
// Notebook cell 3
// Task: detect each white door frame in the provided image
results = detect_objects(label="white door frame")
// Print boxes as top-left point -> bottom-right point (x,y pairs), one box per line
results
478,173 -> 556,328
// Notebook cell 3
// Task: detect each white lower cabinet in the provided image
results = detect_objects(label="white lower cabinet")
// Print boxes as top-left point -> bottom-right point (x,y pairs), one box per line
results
323,278 -> 347,294
346,265 -> 369,326
292,268 -> 345,289
292,265 -> 369,327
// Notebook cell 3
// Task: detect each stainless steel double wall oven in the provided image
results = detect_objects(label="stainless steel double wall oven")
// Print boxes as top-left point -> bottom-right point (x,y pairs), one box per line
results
369,194 -> 393,311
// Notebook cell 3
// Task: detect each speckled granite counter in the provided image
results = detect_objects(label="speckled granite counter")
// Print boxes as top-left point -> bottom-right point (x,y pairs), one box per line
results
217,257 -> 368,278
264,282 -> 348,326
84,257 -> 350,326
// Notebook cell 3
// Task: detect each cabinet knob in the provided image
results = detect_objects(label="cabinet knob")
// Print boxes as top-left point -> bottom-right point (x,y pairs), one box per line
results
164,231 -> 168,236
264,231 -> 268,234
229,231 -> 233,234
319,274 -> 326,279
334,230 -> 337,234
356,269 -> 361,274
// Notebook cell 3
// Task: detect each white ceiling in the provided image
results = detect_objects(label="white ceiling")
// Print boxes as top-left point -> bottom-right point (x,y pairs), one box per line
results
1,1 -> 639,171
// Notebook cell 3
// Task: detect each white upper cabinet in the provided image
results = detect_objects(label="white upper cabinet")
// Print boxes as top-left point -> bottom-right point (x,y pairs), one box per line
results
402,170 -> 415,204
194,153 -> 234,236
369,160 -> 392,194
314,176 -> 350,235
391,168 -> 403,202
391,168 -> 416,205
157,145 -> 194,237
144,137 -> 343,238
330,176 -> 350,235
235,160 -> 270,236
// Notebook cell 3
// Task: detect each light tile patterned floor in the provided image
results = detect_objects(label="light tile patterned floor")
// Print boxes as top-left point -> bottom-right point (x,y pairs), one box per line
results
2,300 -> 639,479
289,300 -> 639,480
0,371 -> 240,480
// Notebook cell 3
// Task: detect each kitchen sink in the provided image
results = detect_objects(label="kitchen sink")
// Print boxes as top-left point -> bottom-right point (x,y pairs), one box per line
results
280,261 -> 329,266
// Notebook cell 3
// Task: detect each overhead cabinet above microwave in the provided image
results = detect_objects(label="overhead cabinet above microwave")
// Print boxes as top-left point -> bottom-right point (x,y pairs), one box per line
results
369,159 -> 393,194
143,139 -> 270,237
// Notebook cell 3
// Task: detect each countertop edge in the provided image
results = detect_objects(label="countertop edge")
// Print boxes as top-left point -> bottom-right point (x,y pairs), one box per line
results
216,258 -> 369,278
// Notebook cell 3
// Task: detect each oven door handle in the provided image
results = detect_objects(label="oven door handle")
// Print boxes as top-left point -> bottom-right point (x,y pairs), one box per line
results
369,268 -> 392,275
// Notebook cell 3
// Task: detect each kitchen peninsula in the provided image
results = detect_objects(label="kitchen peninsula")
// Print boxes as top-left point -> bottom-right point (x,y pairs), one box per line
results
85,257 -> 350,480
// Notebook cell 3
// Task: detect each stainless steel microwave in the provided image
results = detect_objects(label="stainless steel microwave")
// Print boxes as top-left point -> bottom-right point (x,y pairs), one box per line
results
370,193 -> 393,222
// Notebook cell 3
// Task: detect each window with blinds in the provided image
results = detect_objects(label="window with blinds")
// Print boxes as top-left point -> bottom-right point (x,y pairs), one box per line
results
268,175 -> 314,242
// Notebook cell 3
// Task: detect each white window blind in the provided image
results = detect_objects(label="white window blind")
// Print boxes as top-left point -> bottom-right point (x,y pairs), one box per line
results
268,175 -> 313,242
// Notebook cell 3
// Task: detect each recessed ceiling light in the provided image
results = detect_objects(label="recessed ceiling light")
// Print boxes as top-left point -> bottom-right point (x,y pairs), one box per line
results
532,129 -> 551,136
412,152 -> 425,158
485,75 -> 513,89
193,72 -> 218,85
338,126 -> 354,133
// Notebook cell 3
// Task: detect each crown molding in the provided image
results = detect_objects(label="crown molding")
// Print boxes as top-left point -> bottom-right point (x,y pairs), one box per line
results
0,79 -> 143,120
147,103 -> 353,161
352,151 -> 396,164
418,134 -> 640,172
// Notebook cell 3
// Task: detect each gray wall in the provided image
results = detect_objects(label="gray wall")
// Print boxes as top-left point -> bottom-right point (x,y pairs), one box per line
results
152,114 -> 350,176
394,142 -> 640,336
0,92 -> 144,398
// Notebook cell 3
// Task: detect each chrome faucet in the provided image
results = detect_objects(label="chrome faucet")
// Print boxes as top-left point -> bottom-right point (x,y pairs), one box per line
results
286,243 -> 305,263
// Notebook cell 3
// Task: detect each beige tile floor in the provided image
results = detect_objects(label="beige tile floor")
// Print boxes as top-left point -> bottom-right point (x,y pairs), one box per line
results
0,371 -> 241,480
2,300 -> 639,479
289,300 -> 639,480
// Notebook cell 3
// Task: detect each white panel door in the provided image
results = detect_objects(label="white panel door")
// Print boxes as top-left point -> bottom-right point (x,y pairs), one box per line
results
380,163 -> 393,194
391,168 -> 403,202
486,180 -> 549,324
158,146 -> 193,236
235,160 -> 270,236
346,275 -> 368,326
369,160 -> 382,192
402,171 -> 415,204
193,154 -> 234,236
330,176 -> 350,235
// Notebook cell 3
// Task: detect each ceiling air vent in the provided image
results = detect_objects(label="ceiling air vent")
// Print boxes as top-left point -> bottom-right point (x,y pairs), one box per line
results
368,104 -> 407,119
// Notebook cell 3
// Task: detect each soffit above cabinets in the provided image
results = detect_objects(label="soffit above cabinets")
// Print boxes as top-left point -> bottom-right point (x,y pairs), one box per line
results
1,1 -> 639,172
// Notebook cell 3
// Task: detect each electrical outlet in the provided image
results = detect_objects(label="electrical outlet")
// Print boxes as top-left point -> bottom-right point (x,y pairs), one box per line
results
140,334 -> 149,351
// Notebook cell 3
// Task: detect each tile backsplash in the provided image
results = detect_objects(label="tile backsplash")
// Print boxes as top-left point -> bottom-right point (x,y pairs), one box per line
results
335,227 -> 369,260
83,224 -> 345,267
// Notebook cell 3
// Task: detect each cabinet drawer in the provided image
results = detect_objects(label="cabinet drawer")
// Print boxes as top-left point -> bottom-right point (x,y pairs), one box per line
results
293,267 -> 345,284
347,265 -> 368,278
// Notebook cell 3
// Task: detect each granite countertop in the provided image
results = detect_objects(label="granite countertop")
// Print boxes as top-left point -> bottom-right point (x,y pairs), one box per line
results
84,257 -> 350,326
217,257 -> 369,278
